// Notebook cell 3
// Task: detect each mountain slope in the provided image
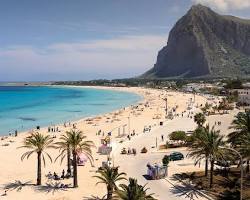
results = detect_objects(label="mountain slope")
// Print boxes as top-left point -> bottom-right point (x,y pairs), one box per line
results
142,4 -> 250,78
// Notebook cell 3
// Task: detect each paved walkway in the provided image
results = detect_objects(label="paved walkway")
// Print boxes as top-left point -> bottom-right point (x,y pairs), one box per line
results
113,115 -> 204,200
112,103 -> 237,199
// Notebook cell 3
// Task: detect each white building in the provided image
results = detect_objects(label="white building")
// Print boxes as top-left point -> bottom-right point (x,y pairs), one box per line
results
182,83 -> 222,93
238,89 -> 250,105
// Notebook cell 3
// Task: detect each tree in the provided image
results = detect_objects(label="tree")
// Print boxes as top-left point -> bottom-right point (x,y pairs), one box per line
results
229,111 -> 250,172
55,140 -> 72,176
94,166 -> 126,200
194,112 -> 206,127
226,90 -> 238,103
19,132 -> 55,185
188,127 -> 210,177
56,129 -> 95,187
115,178 -> 155,200
188,125 -> 225,188
212,105 -> 218,113
169,131 -> 186,142
206,126 -> 225,188
218,98 -> 233,111
162,155 -> 170,166
224,79 -> 243,89
201,102 -> 211,115
228,111 -> 250,144
237,133 -> 250,163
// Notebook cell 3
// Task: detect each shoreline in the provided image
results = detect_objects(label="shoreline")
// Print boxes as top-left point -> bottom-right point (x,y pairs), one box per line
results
0,85 -> 144,137
0,87 -> 211,200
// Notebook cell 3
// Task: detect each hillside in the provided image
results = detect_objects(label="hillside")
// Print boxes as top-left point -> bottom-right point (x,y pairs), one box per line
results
142,4 -> 250,79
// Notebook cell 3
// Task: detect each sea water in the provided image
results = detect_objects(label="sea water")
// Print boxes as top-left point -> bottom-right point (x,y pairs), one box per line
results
0,86 -> 141,135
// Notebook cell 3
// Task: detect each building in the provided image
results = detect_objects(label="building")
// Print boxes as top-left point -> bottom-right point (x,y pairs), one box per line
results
182,83 -> 223,93
237,89 -> 250,105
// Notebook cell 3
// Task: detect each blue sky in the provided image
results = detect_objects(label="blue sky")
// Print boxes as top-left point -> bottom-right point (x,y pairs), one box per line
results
1,0 -> 250,81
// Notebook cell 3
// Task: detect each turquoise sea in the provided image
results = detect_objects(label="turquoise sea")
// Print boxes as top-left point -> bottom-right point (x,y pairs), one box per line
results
0,86 -> 141,135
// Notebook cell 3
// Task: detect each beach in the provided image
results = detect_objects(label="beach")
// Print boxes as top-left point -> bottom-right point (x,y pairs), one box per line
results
0,86 -> 236,200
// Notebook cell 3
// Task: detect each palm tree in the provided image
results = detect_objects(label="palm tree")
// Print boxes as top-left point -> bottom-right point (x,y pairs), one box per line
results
55,138 -> 72,176
218,98 -> 230,111
229,111 -> 250,172
187,127 -> 210,177
201,102 -> 211,115
228,111 -> 250,144
206,126 -> 225,188
188,125 -> 225,188
237,133 -> 250,161
94,166 -> 126,200
55,129 -> 94,188
115,178 -> 155,200
212,105 -> 218,114
194,112 -> 206,127
18,132 -> 55,185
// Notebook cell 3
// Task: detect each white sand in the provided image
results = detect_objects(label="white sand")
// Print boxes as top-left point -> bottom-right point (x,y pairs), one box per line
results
0,87 -> 236,200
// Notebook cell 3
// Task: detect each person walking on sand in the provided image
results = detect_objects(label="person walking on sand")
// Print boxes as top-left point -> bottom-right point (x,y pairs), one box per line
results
61,169 -> 65,179
2,190 -> 7,196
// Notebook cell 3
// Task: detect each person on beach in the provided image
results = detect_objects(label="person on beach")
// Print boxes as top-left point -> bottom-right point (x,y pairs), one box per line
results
2,190 -> 7,196
61,169 -> 65,179
54,172 -> 59,180
46,172 -> 53,180
132,148 -> 136,156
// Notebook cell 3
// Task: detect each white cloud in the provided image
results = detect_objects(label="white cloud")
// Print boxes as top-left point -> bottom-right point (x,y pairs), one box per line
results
0,35 -> 167,81
192,0 -> 250,11
49,35 -> 166,52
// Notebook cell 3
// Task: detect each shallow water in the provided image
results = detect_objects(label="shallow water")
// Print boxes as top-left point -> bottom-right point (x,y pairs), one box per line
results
0,86 -> 141,135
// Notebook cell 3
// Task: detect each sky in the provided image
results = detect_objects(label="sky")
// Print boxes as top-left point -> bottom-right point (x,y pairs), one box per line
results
1,0 -> 250,81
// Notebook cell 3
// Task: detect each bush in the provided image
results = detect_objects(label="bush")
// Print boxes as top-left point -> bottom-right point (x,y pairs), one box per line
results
185,135 -> 194,146
169,131 -> 186,142
162,155 -> 170,166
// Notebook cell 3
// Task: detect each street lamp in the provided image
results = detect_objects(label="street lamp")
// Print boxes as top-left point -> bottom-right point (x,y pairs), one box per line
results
193,90 -> 196,104
128,113 -> 130,135
219,146 -> 243,200
163,97 -> 168,119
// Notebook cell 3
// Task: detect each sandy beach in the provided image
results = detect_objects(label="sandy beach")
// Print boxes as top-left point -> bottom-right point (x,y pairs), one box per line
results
0,86 -> 237,200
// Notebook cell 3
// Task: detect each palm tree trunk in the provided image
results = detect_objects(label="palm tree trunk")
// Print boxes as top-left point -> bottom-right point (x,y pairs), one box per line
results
73,150 -> 78,188
107,185 -> 113,200
205,158 -> 208,177
210,159 -> 214,188
67,147 -> 71,176
37,151 -> 42,185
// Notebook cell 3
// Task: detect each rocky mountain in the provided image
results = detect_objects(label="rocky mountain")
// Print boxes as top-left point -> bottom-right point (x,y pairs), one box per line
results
142,4 -> 250,79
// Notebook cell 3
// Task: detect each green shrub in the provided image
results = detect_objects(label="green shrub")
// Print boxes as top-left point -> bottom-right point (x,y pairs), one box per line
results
169,131 -> 186,141
162,155 -> 170,166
